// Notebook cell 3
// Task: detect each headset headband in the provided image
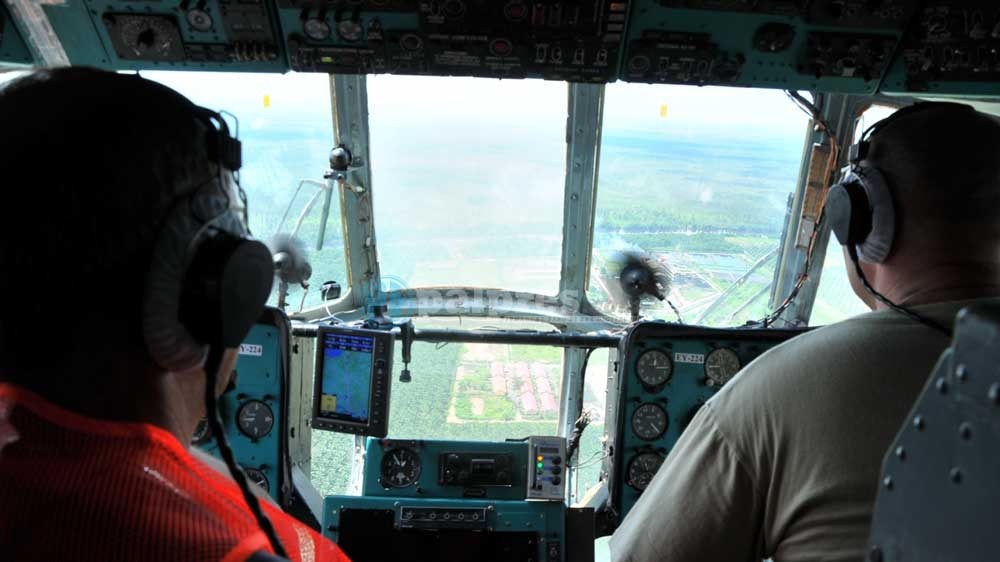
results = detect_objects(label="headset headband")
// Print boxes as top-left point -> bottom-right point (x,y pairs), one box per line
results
850,101 -> 975,164
192,107 -> 243,173
143,101 -> 273,372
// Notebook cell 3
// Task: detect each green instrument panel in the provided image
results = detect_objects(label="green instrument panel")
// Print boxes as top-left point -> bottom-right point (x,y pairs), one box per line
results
604,321 -> 807,524
2,0 -> 1000,96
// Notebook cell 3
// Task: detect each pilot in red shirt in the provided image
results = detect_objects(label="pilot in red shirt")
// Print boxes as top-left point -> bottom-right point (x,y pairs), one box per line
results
0,68 -> 349,562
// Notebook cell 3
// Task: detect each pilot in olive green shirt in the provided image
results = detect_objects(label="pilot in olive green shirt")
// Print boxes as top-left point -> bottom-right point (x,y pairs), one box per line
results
610,299 -> 996,562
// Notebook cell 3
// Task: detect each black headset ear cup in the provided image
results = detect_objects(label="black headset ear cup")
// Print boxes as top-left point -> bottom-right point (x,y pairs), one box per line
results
827,172 -> 873,248
826,167 -> 896,264
180,231 -> 274,348
826,181 -> 855,247
856,167 -> 895,264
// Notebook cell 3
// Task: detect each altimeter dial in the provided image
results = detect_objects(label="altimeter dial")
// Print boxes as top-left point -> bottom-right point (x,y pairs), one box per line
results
636,350 -> 673,387
631,403 -> 669,441
237,400 -> 274,439
627,452 -> 665,491
244,468 -> 270,492
704,348 -> 741,387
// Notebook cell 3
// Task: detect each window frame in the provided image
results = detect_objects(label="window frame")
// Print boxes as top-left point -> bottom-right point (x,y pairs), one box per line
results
300,76 -> 899,499
771,95 -> 916,326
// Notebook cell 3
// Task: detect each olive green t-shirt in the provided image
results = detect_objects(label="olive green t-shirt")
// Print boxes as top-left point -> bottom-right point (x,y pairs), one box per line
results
610,299 -> 997,562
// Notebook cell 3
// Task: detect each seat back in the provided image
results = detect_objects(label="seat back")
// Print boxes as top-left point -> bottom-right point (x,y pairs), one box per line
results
868,304 -> 1000,562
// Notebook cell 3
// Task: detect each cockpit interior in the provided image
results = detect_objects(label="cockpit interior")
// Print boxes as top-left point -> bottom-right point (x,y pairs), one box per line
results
2,0 -> 999,560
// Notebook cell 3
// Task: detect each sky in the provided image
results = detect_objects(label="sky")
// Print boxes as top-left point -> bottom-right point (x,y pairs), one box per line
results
135,71 -> 812,137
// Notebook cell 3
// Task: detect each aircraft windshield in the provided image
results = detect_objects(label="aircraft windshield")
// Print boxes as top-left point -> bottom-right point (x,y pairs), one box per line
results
589,84 -> 811,326
368,75 -> 567,296
139,71 -> 347,312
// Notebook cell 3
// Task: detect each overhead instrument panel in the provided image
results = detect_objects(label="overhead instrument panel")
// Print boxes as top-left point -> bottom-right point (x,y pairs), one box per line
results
619,0 -> 916,92
603,322 -> 807,524
13,0 -> 1000,95
881,1 -> 1000,96
0,3 -> 34,66
50,0 -> 288,70
280,0 -> 628,81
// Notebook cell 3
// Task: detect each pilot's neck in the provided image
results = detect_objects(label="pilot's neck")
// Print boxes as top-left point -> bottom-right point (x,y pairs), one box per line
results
871,260 -> 1000,309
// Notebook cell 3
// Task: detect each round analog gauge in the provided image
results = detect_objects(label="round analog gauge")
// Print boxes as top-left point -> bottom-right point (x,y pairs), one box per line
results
631,403 -> 669,441
337,20 -> 363,42
636,349 -> 673,387
627,452 -> 665,491
186,9 -> 214,32
118,16 -> 180,59
381,447 -> 421,488
303,18 -> 331,41
244,468 -> 270,493
236,400 -> 274,439
704,348 -> 742,387
192,417 -> 211,445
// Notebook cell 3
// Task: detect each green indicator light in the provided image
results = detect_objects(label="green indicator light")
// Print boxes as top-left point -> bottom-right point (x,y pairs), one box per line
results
536,462 -> 544,469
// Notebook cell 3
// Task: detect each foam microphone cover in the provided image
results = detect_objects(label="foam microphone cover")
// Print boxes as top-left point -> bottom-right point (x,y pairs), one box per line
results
610,250 -> 673,301
269,234 -> 312,285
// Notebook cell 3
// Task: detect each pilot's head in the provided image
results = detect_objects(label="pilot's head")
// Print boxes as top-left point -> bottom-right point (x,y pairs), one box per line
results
0,68 -> 264,417
843,102 -> 1000,308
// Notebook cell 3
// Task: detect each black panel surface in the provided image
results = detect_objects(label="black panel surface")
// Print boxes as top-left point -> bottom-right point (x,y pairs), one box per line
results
339,508 -> 540,562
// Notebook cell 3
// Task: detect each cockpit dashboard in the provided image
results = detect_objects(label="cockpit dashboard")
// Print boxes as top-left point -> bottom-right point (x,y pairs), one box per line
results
208,309 -> 809,560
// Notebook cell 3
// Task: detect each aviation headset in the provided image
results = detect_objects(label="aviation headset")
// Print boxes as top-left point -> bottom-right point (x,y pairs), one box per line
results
141,100 -> 273,371
825,101 -> 976,264
824,101 -> 974,337
135,83 -> 288,556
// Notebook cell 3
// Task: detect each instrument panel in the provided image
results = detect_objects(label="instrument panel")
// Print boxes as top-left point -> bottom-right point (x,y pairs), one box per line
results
195,308 -> 292,504
325,436 -> 575,562
4,0 -> 1000,95
363,438 -> 532,500
603,322 -> 807,523
322,496 -> 568,562
362,437 -> 566,501
880,1 -> 1000,95
283,0 -> 626,82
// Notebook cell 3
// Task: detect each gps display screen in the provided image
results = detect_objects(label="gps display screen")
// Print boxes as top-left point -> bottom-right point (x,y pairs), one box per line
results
317,331 -> 375,424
